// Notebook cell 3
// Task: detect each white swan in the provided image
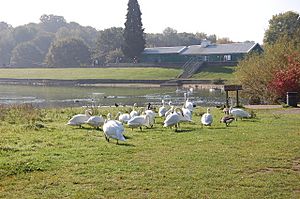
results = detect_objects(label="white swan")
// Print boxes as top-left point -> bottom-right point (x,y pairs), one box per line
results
67,109 -> 92,127
182,106 -> 192,121
229,107 -> 251,120
163,107 -> 191,131
201,108 -> 213,126
86,115 -> 105,129
158,100 -> 168,117
184,93 -> 194,112
145,109 -> 156,127
127,114 -> 150,131
118,112 -> 131,124
103,119 -> 125,144
130,103 -> 139,118
164,104 -> 174,118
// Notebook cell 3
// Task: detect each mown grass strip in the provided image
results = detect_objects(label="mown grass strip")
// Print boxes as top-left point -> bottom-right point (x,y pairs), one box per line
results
0,68 -> 182,80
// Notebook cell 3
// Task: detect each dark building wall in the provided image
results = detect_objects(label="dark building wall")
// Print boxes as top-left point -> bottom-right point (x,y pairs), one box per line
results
141,44 -> 263,64
141,53 -> 187,63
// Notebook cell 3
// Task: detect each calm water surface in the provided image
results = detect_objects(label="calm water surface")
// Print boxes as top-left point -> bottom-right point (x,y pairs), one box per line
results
0,85 -> 228,108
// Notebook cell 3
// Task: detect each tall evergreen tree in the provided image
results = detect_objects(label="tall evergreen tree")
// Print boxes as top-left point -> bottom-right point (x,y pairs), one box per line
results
122,0 -> 145,62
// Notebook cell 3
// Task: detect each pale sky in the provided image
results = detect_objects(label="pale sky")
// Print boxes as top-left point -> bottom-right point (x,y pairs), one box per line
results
1,0 -> 300,44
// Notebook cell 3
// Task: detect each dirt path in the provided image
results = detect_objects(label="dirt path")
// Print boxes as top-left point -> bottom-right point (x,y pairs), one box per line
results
245,105 -> 282,109
245,105 -> 300,114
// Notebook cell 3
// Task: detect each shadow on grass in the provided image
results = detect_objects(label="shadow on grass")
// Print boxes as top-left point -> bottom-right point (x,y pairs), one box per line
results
237,119 -> 260,123
123,135 -> 132,140
201,125 -> 239,130
175,129 -> 194,133
118,142 -> 135,147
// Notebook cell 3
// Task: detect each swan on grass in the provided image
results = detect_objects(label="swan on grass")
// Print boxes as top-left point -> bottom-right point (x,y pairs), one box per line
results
229,107 -> 251,120
118,112 -> 131,124
130,103 -> 139,118
67,109 -> 92,128
163,107 -> 191,131
158,100 -> 168,117
184,93 -> 194,112
145,109 -> 156,128
85,115 -> 105,129
127,114 -> 151,131
164,103 -> 174,118
201,108 -> 213,126
182,106 -> 192,121
103,119 -> 125,144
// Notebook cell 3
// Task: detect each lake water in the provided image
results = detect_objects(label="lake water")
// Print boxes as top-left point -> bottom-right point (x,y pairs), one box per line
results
0,85 -> 228,108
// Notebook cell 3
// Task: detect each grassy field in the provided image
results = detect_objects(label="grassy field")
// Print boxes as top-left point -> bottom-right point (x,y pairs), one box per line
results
192,65 -> 236,80
0,105 -> 299,198
0,68 -> 182,80
0,66 -> 236,81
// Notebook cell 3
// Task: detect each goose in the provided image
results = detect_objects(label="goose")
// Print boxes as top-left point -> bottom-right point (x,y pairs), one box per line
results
201,108 -> 213,126
158,100 -> 168,117
184,93 -> 194,112
85,115 -> 105,129
67,109 -> 92,127
223,107 -> 230,115
147,102 -> 153,110
127,114 -> 151,131
103,119 -> 125,144
229,107 -> 251,120
163,107 -> 191,131
220,115 -> 235,127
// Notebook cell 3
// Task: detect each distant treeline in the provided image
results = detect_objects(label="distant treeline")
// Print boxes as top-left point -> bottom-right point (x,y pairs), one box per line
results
0,14 -> 236,67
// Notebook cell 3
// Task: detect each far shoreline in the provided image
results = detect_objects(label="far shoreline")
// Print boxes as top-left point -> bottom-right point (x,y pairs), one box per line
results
0,78 -> 225,90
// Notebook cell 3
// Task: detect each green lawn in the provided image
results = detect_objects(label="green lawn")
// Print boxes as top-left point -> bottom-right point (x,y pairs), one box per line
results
0,67 -> 182,80
0,105 -> 299,198
0,66 -> 236,81
192,65 -> 236,80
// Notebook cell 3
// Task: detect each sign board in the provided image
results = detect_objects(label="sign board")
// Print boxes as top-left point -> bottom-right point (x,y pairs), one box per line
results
224,85 -> 242,91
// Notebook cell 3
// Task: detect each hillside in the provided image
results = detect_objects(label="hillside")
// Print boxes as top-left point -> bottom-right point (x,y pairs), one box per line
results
0,66 -> 235,81
191,65 -> 236,80
0,68 -> 182,80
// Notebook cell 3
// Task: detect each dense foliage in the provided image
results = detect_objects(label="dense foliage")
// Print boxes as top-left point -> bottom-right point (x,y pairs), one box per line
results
94,27 -> 125,64
264,11 -> 300,45
0,15 -> 97,67
235,38 -> 300,103
235,11 -> 300,104
268,54 -> 300,99
10,42 -> 44,67
46,38 -> 91,67
122,0 -> 146,61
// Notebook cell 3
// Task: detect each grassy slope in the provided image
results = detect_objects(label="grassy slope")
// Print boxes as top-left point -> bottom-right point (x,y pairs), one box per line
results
0,66 -> 236,81
0,106 -> 299,198
0,68 -> 182,80
192,65 -> 236,80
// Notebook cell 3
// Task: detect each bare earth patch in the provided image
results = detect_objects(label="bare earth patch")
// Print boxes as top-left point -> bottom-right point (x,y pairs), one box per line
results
272,108 -> 300,114
245,105 -> 300,114
292,157 -> 300,172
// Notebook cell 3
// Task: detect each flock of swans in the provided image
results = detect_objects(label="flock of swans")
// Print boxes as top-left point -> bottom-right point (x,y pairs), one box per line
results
67,93 -> 252,144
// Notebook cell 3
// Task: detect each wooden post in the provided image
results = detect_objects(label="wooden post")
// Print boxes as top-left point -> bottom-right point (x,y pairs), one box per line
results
226,91 -> 229,108
224,85 -> 242,108
236,90 -> 239,107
